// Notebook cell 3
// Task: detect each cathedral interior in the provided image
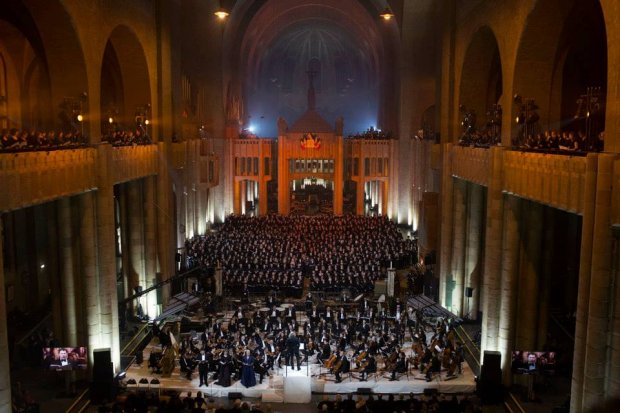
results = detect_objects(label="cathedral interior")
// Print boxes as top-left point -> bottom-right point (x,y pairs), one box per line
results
0,0 -> 620,412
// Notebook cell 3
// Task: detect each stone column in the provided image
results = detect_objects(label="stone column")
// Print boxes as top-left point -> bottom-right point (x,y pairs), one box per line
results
259,181 -> 268,216
46,204 -> 63,343
277,136 -> 289,214
157,142 -> 174,307
58,198 -> 78,347
465,183 -> 483,320
582,153 -> 617,410
439,144 -> 454,309
118,186 -> 130,301
381,180 -> 389,218
0,218 -> 12,413
96,144 -> 121,371
481,146 -> 505,355
80,192 -> 101,363
516,201 -> 542,350
356,180 -> 365,216
144,176 -> 158,318
571,154 -> 598,413
451,179 -> 466,315
128,180 -> 146,315
233,179 -> 241,215
498,195 -> 521,384
538,207 -> 554,349
608,225 -> 620,396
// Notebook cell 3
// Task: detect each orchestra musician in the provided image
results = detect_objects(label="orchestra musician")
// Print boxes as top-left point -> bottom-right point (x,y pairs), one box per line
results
284,306 -> 296,323
390,352 -> 408,381
318,339 -> 332,363
254,350 -> 271,384
305,293 -> 313,312
180,351 -> 195,380
334,352 -> 350,384
359,353 -> 376,381
150,290 -> 470,388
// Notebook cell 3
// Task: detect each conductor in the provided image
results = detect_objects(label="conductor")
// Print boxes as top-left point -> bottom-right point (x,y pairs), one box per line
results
286,332 -> 302,370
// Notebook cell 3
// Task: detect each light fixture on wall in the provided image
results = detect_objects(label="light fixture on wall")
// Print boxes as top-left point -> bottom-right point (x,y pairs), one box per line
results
380,7 -> 394,21
214,0 -> 229,20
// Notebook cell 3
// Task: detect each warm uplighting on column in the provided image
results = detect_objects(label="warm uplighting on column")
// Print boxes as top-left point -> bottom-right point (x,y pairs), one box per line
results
380,7 -> 394,21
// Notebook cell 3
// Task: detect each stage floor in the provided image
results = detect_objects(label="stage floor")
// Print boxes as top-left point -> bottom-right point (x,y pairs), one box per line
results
125,342 -> 476,400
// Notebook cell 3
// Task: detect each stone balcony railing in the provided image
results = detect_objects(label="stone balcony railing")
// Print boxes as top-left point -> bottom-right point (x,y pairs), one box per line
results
450,145 -> 491,186
0,144 -> 161,212
445,145 -> 588,214
503,150 -> 587,214
112,144 -> 158,184
0,148 -> 97,212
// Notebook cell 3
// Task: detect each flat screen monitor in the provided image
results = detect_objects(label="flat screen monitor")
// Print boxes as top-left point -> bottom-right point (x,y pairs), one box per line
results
511,351 -> 556,374
42,347 -> 88,371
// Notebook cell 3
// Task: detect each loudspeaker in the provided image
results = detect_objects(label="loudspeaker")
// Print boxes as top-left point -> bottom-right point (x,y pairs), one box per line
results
92,349 -> 114,403
480,351 -> 502,404
483,351 -> 501,372
357,388 -> 372,394
424,388 -> 438,396
228,392 -> 243,400
465,287 -> 473,298
93,349 -> 113,383
175,253 -> 182,263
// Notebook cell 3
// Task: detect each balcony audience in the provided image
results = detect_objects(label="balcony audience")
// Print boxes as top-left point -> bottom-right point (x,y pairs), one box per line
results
519,130 -> 604,153
347,127 -> 393,140
102,128 -> 152,147
0,129 -> 86,153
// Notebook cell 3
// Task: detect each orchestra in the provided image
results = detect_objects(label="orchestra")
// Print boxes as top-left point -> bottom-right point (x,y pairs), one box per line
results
146,294 -> 464,388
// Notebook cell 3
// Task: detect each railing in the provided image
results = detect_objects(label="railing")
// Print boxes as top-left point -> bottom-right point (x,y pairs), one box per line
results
112,144 -> 158,184
504,151 -> 587,214
64,389 -> 90,413
121,323 -> 152,358
0,148 -> 97,212
451,146 -> 491,186
454,325 -> 481,376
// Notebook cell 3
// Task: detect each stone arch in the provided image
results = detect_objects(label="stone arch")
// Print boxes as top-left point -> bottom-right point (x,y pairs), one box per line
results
0,10 -> 52,129
19,0 -> 88,129
101,25 -> 152,138
549,1 -> 607,138
224,0 -> 399,136
458,26 -> 502,138
511,0 -> 577,135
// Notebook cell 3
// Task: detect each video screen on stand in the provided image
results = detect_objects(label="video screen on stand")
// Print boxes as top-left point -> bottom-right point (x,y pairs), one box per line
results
42,347 -> 88,371
511,351 -> 556,374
